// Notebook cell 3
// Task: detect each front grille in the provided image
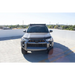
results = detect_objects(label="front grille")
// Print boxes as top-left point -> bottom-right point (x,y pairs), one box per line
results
27,44 -> 47,47
28,40 -> 45,42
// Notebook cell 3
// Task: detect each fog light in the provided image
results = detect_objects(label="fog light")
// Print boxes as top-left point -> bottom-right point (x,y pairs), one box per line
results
50,44 -> 51,46
23,44 -> 24,46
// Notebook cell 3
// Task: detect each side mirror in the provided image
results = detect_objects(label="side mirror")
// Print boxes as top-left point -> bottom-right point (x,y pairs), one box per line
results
50,30 -> 53,32
23,30 -> 26,32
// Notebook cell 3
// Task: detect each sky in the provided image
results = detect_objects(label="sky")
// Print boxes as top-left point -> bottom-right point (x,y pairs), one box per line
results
0,13 -> 75,25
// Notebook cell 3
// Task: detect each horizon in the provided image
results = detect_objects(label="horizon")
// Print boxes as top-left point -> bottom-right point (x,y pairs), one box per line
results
0,23 -> 75,26
0,13 -> 75,25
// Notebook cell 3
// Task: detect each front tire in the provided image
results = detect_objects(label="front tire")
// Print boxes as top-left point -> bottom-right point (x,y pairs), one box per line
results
21,48 -> 27,54
47,47 -> 53,54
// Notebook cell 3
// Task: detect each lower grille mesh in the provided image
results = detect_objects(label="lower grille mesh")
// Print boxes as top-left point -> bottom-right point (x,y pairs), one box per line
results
27,44 -> 46,47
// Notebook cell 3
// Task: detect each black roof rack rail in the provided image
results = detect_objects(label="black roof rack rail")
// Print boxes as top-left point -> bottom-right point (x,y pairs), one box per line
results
30,24 -> 46,26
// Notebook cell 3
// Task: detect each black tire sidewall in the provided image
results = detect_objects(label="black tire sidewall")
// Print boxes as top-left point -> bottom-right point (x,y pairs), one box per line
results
21,48 -> 27,54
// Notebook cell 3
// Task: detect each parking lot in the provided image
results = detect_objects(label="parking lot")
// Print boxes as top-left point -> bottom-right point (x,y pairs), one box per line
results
0,36 -> 75,62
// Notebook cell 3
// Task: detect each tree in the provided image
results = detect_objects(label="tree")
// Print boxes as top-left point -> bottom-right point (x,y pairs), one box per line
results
73,25 -> 75,28
54,25 -> 59,29
16,24 -> 19,28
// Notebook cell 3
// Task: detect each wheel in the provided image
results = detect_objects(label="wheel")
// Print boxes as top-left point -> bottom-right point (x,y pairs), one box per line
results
21,48 -> 27,54
47,47 -> 53,54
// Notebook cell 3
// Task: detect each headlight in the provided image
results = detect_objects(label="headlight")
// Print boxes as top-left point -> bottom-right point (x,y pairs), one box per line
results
21,37 -> 28,42
46,37 -> 53,41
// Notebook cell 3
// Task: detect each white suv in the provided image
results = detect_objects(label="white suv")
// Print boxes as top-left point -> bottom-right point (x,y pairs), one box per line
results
21,24 -> 54,54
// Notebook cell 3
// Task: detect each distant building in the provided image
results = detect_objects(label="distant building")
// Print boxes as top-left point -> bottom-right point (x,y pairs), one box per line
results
3,27 -> 11,30
58,27 -> 62,30
73,28 -> 75,31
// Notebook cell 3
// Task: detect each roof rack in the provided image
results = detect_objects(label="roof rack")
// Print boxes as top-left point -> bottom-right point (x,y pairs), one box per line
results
30,24 -> 46,26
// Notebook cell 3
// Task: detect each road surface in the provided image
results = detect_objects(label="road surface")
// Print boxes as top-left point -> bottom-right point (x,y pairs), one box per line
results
0,36 -> 75,62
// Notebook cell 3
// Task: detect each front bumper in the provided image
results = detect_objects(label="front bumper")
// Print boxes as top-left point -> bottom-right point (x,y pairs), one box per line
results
21,41 -> 54,51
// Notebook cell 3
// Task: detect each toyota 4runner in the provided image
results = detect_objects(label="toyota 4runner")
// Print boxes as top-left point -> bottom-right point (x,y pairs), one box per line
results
21,24 -> 54,54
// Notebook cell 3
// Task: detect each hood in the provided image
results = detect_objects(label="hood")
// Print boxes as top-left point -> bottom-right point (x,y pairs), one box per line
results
23,33 -> 51,38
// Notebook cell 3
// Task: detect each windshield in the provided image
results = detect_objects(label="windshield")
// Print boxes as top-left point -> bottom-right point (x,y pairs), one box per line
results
27,25 -> 49,33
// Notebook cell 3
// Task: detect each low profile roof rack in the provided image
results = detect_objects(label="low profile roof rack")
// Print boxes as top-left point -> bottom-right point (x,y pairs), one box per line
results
30,24 -> 46,26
